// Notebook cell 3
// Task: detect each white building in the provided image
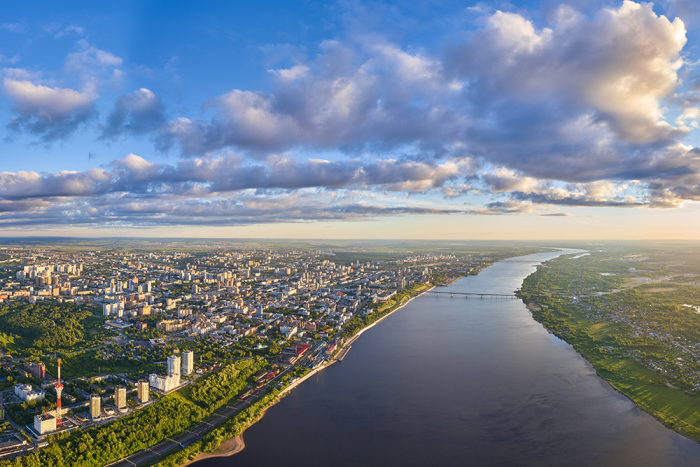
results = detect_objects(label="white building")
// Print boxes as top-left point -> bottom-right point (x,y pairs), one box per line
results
149,373 -> 180,392
167,355 -> 181,377
182,350 -> 194,375
34,413 -> 56,435
14,384 -> 45,402
103,301 -> 125,317
150,354 -> 182,392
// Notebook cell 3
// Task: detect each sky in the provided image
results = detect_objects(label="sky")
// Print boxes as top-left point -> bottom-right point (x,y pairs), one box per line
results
2,0 -> 700,239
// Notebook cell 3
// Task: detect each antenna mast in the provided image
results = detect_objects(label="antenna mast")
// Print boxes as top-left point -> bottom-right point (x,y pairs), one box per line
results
55,358 -> 63,428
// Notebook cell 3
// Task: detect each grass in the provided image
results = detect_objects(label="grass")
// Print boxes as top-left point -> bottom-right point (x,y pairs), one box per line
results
523,251 -> 700,443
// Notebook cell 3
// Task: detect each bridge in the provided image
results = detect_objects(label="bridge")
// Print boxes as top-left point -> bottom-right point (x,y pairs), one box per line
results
425,290 -> 519,299
474,260 -> 540,264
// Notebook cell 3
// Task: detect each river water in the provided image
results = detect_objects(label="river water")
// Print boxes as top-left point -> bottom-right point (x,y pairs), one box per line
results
197,250 -> 700,466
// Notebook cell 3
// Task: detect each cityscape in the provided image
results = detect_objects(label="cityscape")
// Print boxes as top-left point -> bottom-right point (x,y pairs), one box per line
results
0,242 -> 507,463
4,0 -> 700,465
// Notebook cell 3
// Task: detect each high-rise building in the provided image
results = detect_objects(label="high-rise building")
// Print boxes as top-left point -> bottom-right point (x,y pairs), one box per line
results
182,350 -> 194,375
90,394 -> 101,419
115,385 -> 127,409
167,355 -> 181,377
149,373 -> 180,392
137,380 -> 149,403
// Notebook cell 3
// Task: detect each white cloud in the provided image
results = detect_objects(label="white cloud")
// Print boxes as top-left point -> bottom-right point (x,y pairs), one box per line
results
3,79 -> 96,140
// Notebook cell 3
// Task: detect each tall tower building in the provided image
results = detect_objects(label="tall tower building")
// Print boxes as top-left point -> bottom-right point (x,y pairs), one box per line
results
90,394 -> 101,419
167,355 -> 181,377
137,380 -> 149,403
182,350 -> 194,375
115,385 -> 127,409
55,358 -> 63,427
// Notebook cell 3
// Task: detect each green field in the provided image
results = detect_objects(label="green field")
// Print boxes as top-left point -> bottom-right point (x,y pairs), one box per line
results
521,248 -> 700,442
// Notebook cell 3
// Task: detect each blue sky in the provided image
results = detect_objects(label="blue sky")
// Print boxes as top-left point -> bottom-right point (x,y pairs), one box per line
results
2,0 -> 700,239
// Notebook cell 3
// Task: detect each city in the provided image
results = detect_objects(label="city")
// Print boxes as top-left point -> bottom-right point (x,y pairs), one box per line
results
4,0 -> 700,465
0,243 -> 501,464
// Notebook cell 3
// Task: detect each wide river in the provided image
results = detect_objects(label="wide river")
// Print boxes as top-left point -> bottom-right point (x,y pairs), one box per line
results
197,250 -> 700,466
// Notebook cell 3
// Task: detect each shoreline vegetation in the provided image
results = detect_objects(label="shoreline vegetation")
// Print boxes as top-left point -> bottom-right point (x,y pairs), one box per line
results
519,252 -> 700,446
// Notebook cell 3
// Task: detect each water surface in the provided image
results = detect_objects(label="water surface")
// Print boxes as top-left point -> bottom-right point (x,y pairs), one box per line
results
197,250 -> 700,466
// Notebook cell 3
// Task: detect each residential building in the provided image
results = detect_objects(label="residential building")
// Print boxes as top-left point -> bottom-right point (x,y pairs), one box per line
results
182,350 -> 194,375
149,373 -> 180,392
90,394 -> 101,419
115,385 -> 127,409
14,384 -> 45,402
137,380 -> 149,403
167,355 -> 181,377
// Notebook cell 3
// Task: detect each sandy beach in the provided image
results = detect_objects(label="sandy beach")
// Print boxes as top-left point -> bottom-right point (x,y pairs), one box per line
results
185,436 -> 246,465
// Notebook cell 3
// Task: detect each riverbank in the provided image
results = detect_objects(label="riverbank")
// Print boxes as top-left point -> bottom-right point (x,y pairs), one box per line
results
184,436 -> 245,464
520,254 -> 700,446
183,283 -> 442,466
278,283 -> 437,398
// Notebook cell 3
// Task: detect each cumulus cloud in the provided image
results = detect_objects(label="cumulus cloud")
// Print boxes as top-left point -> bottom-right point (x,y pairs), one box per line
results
156,38 -> 461,156
152,1 -> 700,208
0,153 -> 465,200
0,165 -> 465,229
4,1 -> 700,227
1,147 -> 686,228
64,40 -> 123,79
2,41 -> 123,142
3,79 -> 96,141
99,88 -> 165,140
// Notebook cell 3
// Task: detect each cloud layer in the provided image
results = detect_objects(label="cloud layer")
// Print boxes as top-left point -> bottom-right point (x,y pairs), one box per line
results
2,1 -> 700,229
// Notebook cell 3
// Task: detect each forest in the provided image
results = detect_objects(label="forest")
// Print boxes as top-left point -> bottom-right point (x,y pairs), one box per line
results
189,357 -> 267,410
0,302 -> 101,355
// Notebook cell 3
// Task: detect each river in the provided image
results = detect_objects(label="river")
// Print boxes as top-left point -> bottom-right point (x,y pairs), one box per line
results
196,249 -> 700,466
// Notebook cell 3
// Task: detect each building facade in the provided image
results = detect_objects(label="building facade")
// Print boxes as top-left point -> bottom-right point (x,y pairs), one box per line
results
182,350 -> 194,375
148,373 -> 180,392
34,413 -> 56,435
115,386 -> 127,409
167,355 -> 181,377
90,394 -> 101,419
137,380 -> 149,403
14,384 -> 45,402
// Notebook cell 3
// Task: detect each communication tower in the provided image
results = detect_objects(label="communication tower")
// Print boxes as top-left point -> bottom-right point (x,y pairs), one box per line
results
55,358 -> 63,427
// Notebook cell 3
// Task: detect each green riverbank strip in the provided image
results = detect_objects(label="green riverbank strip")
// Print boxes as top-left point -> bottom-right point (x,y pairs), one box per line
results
152,388 -> 282,467
520,253 -> 700,442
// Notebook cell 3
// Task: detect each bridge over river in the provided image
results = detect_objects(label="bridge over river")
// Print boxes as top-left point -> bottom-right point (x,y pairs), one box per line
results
426,291 -> 519,299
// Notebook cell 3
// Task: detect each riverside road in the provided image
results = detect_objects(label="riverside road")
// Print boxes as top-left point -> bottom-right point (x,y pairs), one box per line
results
108,349 -> 316,467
